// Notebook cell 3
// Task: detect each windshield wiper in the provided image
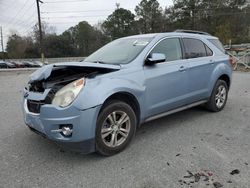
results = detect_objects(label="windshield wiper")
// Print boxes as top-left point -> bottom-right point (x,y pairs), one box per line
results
85,60 -> 119,65
92,61 -> 108,64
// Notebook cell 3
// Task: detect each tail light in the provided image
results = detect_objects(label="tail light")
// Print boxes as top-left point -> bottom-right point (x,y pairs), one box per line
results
229,56 -> 236,66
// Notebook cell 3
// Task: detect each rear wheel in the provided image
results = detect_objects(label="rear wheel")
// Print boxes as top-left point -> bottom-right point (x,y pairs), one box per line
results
205,80 -> 228,112
96,100 -> 137,156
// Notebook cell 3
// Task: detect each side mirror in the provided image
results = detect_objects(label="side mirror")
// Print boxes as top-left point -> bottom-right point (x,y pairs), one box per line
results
145,53 -> 166,65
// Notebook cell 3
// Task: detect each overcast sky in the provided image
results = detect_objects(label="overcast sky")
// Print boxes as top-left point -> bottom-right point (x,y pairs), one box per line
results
0,0 -> 173,49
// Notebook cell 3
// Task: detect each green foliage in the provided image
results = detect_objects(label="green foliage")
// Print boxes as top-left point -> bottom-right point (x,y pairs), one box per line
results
43,34 -> 72,58
215,24 -> 232,44
135,0 -> 165,33
5,0 -> 250,58
61,21 -> 109,57
103,8 -> 137,39
6,34 -> 38,58
0,52 -> 7,59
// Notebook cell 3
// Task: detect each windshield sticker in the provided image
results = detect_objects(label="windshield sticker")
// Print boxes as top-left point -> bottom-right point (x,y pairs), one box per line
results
133,40 -> 149,46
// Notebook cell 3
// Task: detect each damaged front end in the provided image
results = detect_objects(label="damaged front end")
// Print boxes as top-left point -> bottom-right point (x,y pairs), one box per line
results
25,62 -> 120,113
22,62 -> 120,153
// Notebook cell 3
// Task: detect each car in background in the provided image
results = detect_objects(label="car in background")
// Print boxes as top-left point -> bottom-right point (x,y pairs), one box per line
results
5,61 -> 16,68
22,30 -> 232,156
33,61 -> 43,67
22,61 -> 33,68
0,60 -> 8,68
22,61 -> 41,68
0,60 -> 42,68
11,61 -> 25,68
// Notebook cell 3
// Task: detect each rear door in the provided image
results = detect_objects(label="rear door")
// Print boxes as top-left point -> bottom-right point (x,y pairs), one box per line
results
144,37 -> 189,117
182,38 -> 214,102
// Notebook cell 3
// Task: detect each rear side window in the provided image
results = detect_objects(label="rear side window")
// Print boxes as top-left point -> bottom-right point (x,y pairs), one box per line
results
208,39 -> 225,53
183,38 -> 207,59
205,45 -> 213,56
150,38 -> 182,62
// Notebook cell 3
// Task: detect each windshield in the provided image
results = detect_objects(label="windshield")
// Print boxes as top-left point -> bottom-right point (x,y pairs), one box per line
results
84,37 -> 153,64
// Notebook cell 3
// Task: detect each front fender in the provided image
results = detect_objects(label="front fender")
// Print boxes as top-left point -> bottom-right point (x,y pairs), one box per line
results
73,76 -> 146,113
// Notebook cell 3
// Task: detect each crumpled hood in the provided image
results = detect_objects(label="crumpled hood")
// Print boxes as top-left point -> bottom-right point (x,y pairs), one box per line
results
29,61 -> 121,83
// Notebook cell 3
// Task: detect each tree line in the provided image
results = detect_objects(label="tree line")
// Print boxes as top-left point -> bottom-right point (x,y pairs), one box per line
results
4,0 -> 250,59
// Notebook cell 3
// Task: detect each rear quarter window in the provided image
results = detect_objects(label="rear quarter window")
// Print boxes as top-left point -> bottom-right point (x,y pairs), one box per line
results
208,39 -> 226,53
205,45 -> 213,56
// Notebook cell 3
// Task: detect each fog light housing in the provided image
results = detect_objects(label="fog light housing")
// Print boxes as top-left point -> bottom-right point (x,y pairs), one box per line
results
60,125 -> 73,137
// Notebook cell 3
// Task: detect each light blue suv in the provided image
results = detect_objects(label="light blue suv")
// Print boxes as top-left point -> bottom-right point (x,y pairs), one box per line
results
22,30 -> 232,155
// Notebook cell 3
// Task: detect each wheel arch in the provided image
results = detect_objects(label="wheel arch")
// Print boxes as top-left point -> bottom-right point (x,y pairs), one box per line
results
208,61 -> 232,97
218,74 -> 231,88
100,91 -> 141,126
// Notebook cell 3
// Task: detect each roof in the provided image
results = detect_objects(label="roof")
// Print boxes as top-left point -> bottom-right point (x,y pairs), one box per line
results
174,29 -> 211,36
124,31 -> 217,40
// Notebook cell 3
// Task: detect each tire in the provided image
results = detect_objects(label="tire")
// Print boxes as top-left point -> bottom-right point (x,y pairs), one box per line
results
95,100 -> 137,156
205,79 -> 228,112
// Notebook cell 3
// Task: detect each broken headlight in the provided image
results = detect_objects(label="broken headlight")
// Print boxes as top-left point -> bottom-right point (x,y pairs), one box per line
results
52,78 -> 85,107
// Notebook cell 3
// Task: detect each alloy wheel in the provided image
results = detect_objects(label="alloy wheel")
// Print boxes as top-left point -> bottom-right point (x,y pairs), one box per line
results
215,85 -> 227,108
101,111 -> 131,147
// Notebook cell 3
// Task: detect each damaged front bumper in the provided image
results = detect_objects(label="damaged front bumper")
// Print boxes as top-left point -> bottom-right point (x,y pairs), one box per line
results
22,89 -> 101,154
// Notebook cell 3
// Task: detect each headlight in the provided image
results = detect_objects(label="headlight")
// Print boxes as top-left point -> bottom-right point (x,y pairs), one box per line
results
52,78 -> 85,107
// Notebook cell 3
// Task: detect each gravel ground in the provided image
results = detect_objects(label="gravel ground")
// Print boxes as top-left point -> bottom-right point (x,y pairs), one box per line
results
0,71 -> 249,188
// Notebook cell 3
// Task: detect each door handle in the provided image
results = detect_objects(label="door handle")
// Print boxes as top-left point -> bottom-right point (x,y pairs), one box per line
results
179,66 -> 186,72
209,59 -> 215,65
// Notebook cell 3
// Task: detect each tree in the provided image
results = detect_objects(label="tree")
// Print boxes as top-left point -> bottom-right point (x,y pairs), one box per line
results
5,0 -> 250,59
23,36 -> 39,58
62,21 -> 108,57
215,24 -> 232,44
165,0 -> 250,43
102,8 -> 137,39
43,34 -> 72,58
75,21 -> 94,55
32,22 -> 56,44
6,34 -> 35,58
135,0 -> 165,33
167,0 -> 204,30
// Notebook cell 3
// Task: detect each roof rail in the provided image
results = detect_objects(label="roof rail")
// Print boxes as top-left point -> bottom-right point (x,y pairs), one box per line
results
175,29 -> 211,36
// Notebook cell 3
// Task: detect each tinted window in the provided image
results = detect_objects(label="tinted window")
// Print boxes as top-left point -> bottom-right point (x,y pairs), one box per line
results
208,39 -> 225,53
205,45 -> 213,56
150,38 -> 182,62
183,38 -> 207,59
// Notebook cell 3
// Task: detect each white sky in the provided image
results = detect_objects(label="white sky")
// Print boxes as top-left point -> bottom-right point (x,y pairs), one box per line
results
0,0 -> 173,49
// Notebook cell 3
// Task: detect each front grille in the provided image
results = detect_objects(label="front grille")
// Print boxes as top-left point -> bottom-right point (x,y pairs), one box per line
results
27,100 -> 44,114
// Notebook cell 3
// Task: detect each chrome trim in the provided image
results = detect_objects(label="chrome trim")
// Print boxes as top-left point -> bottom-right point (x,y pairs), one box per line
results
145,100 -> 207,122
51,129 -> 62,133
24,99 -> 40,116
51,127 -> 73,136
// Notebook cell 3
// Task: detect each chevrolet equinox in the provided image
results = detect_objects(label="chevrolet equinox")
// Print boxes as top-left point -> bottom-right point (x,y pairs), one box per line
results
22,30 -> 232,155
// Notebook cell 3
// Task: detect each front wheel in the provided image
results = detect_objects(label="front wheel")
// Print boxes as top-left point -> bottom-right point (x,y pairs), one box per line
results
95,100 -> 137,156
205,80 -> 228,112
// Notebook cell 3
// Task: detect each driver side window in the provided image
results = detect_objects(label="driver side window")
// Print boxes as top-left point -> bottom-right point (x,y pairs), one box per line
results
150,38 -> 182,62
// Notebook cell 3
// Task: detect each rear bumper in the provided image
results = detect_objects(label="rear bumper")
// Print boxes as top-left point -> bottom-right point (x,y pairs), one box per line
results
23,97 -> 101,154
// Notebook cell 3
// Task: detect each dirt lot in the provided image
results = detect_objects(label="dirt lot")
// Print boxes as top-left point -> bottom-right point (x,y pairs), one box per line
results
0,71 -> 249,188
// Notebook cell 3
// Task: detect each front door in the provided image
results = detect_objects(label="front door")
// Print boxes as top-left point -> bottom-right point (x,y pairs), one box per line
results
144,37 -> 189,117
